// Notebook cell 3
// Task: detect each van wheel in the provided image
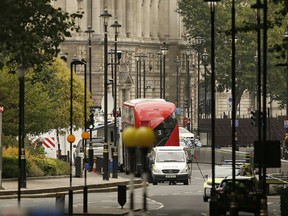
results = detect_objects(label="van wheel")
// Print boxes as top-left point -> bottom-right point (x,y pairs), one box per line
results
184,179 -> 189,185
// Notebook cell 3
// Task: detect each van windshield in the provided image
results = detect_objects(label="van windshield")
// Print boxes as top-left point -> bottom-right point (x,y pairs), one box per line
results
156,151 -> 185,162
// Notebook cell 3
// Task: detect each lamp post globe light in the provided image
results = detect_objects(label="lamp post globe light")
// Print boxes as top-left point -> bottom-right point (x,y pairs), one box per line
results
100,6 -> 112,181
84,25 -> 95,173
160,42 -> 168,99
17,64 -> 26,207
110,17 -> 121,179
202,49 -> 209,118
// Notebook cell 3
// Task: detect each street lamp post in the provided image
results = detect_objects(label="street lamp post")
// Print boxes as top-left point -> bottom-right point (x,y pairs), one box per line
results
282,26 -> 288,159
85,25 -> 95,173
68,59 -> 83,215
186,50 -> 192,132
160,42 -> 168,100
283,26 -> 288,131
17,65 -> 26,207
100,6 -> 112,181
230,0 -> 238,214
111,18 -> 121,179
202,49 -> 209,118
175,56 -> 181,108
71,59 -> 88,213
135,52 -> 147,98
203,1 -> 220,215
195,35 -> 204,137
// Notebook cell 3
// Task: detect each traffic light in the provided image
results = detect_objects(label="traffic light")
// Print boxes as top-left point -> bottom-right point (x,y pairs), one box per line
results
88,109 -> 95,129
184,98 -> 189,108
250,110 -> 258,126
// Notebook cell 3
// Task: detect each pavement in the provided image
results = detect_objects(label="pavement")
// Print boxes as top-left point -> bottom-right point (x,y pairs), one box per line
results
0,171 -> 145,216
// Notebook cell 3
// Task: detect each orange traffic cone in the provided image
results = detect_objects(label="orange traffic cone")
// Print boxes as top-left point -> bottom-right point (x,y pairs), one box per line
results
92,159 -> 96,173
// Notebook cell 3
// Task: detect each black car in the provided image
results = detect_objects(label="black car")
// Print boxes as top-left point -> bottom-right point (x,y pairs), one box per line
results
215,176 -> 261,216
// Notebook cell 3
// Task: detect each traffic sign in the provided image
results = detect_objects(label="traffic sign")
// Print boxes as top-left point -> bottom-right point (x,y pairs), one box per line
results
0,106 -> 4,113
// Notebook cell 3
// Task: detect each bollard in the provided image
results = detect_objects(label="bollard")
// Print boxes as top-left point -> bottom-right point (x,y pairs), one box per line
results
118,185 -> 127,208
55,193 -> 65,210
75,156 -> 83,177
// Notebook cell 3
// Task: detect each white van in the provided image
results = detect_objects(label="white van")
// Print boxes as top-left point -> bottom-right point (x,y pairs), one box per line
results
150,146 -> 191,185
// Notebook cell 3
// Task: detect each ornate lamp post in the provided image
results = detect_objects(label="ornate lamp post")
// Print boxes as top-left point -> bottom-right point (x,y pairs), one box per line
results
100,6 -> 112,181
111,18 -> 121,179
160,42 -> 168,99
84,25 -> 95,173
202,49 -> 209,118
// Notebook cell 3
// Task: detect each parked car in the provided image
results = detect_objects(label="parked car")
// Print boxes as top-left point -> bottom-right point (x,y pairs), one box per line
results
215,176 -> 261,216
203,165 -> 241,202
179,127 -> 195,148
73,137 -> 104,162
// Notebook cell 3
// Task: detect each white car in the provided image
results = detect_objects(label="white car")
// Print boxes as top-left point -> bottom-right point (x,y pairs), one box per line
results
179,127 -> 195,148
73,137 -> 104,161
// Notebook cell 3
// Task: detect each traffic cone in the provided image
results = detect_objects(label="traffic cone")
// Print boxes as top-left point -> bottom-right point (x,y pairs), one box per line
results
92,159 -> 97,173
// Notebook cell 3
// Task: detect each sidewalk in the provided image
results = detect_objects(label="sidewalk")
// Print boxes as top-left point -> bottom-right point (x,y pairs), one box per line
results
0,171 -> 145,216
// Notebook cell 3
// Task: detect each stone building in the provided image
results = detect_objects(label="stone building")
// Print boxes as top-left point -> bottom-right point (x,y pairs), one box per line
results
54,0 -> 284,138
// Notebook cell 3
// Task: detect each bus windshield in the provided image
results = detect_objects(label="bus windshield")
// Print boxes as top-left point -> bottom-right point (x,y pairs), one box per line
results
154,111 -> 178,146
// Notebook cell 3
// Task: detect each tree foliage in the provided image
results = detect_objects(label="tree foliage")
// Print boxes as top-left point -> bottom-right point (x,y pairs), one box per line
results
0,58 -> 90,139
0,0 -> 81,69
177,0 -> 288,108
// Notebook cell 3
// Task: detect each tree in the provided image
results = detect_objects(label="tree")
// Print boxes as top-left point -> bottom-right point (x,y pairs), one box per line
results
177,0 -> 288,109
0,0 -> 81,69
0,58 -> 89,139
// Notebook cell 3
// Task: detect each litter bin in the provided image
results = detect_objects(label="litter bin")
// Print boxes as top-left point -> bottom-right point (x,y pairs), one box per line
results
75,156 -> 83,177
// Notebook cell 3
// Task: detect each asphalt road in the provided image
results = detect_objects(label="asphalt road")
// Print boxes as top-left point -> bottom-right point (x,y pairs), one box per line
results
0,163 -> 282,216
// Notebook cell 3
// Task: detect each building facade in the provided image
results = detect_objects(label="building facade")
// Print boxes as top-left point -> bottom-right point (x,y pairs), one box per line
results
54,0 -> 284,137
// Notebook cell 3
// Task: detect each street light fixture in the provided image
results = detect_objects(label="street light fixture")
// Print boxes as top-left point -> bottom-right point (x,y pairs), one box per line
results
110,17 -> 121,179
160,42 -> 168,99
84,25 -> 95,173
100,6 -> 112,181
202,49 -> 209,118
17,64 -> 26,207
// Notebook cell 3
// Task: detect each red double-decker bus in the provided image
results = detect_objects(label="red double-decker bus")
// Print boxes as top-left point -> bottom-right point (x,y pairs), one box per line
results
121,98 -> 179,175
